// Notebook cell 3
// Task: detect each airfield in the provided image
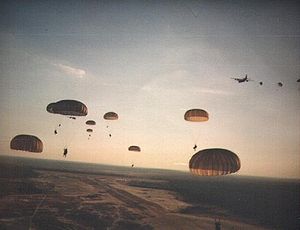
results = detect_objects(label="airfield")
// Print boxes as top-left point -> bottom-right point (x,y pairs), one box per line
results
0,157 -> 280,230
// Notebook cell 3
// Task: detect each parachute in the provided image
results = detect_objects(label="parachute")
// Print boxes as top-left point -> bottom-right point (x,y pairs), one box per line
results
128,146 -> 141,166
184,109 -> 209,149
86,120 -> 96,125
128,146 -> 141,152
103,112 -> 118,137
85,120 -> 96,139
184,109 -> 209,122
189,148 -> 240,176
46,99 -> 88,150
10,134 -> 43,153
46,100 -> 88,116
103,112 -> 118,120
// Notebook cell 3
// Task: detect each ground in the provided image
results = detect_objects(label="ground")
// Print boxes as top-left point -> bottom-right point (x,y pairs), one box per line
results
0,167 -> 269,230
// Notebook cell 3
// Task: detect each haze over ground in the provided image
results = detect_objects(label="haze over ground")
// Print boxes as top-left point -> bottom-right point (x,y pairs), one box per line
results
0,0 -> 299,178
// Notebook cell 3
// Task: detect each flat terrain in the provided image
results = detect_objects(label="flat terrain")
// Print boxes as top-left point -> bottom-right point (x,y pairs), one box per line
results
0,163 -> 272,229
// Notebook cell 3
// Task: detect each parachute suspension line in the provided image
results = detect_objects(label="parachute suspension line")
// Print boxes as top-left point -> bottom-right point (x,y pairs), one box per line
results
193,127 -> 209,151
184,108 -> 209,153
103,112 -> 118,138
52,116 -> 68,152
193,127 -> 202,146
67,118 -> 77,148
60,116 -> 77,151
188,126 -> 203,155
105,122 -> 112,137
53,117 -> 75,157
46,99 -> 88,155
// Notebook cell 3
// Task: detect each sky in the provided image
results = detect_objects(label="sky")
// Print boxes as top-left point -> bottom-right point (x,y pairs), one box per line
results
0,0 -> 299,178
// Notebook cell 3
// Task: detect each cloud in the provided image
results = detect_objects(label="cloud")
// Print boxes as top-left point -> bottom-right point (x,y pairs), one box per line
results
198,88 -> 234,96
54,63 -> 86,78
140,69 -> 190,92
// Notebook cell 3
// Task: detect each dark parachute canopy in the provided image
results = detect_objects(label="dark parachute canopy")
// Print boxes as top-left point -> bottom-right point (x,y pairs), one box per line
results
184,109 -> 209,122
10,134 -> 43,153
47,100 -> 88,116
128,146 -> 141,152
86,129 -> 93,133
103,112 -> 118,120
189,148 -> 240,176
86,120 -> 96,125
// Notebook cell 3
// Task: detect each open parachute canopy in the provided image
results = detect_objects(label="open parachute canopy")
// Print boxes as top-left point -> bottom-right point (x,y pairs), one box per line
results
86,129 -> 93,133
184,109 -> 209,122
86,120 -> 96,125
103,112 -> 118,120
47,100 -> 88,116
189,148 -> 240,176
10,134 -> 43,153
128,146 -> 141,152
